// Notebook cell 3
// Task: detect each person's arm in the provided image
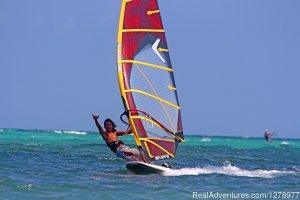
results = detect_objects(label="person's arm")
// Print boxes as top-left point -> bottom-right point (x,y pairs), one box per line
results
92,114 -> 107,140
267,132 -> 273,136
117,129 -> 132,136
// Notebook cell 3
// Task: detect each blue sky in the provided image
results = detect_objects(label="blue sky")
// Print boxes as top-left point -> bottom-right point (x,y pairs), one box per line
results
1,0 -> 300,139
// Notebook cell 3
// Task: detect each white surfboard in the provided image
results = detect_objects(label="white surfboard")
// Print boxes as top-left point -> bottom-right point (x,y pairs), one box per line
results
126,161 -> 172,174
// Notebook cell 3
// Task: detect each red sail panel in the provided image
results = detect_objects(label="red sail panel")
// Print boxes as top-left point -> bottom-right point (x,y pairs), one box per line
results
122,0 -> 166,61
145,139 -> 175,158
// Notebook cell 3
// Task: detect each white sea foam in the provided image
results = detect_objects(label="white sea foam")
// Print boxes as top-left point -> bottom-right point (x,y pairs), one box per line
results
64,131 -> 87,135
99,157 -> 117,161
54,130 -> 63,134
17,184 -> 32,190
201,137 -> 211,142
0,129 -> 3,132
292,166 -> 300,172
281,141 -> 289,145
53,130 -> 87,135
162,164 -> 296,178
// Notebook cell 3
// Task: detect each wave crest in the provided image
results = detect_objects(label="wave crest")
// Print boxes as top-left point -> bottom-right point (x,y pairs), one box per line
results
281,141 -> 290,145
201,137 -> 211,142
53,130 -> 87,135
163,164 -> 297,178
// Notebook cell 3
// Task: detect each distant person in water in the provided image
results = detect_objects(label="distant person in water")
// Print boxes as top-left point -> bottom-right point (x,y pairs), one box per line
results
264,130 -> 274,142
92,114 -> 146,162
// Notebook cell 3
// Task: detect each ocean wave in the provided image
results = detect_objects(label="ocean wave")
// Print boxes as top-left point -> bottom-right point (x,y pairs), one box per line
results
0,128 -> 88,135
99,157 -> 117,161
162,164 -> 297,178
201,137 -> 211,142
17,184 -> 33,190
53,130 -> 87,135
292,166 -> 300,172
281,141 -> 289,145
242,136 -> 250,138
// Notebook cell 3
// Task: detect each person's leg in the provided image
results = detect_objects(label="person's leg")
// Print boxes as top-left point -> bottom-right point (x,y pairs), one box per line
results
116,147 -> 140,162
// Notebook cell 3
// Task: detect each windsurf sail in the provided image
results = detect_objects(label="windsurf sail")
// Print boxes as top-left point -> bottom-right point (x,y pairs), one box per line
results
117,0 -> 184,162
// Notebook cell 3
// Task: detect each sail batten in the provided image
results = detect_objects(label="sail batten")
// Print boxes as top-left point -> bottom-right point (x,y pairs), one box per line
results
121,60 -> 173,72
124,89 -> 180,110
122,29 -> 165,33
117,0 -> 184,162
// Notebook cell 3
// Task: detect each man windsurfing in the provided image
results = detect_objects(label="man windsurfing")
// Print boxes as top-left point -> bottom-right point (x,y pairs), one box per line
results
264,130 -> 274,142
92,114 -> 147,162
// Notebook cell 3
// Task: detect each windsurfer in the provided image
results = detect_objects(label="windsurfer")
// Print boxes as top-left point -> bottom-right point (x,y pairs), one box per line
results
92,114 -> 145,162
264,130 -> 274,142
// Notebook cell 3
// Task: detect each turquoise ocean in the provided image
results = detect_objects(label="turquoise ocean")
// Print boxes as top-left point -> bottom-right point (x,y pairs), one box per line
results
1,128 -> 300,200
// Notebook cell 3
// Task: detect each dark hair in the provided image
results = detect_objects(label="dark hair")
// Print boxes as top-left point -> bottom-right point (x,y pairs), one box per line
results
104,118 -> 117,132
